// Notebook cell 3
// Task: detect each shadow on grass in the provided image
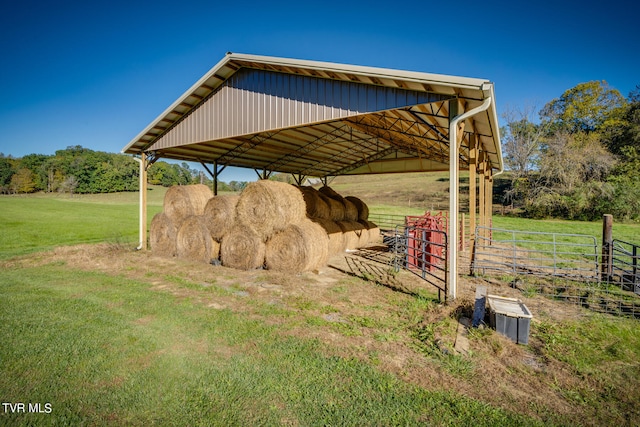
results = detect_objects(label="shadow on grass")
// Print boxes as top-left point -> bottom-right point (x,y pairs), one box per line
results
329,246 -> 440,304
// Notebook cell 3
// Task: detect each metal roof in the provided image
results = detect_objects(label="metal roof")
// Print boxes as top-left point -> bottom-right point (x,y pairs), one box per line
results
122,52 -> 502,177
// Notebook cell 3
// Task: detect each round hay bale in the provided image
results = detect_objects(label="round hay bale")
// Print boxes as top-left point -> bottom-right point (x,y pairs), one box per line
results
351,221 -> 368,247
358,219 -> 381,244
203,195 -> 240,241
265,219 -> 329,273
318,186 -> 357,221
150,212 -> 177,257
318,186 -> 342,199
297,186 -> 330,219
341,198 -> 359,222
176,215 -> 219,263
319,193 -> 345,221
345,196 -> 369,221
312,218 -> 346,254
236,180 -> 306,239
336,220 -> 366,250
220,225 -> 266,270
164,184 -> 214,223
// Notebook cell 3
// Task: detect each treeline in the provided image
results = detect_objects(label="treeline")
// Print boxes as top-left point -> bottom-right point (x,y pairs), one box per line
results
0,146 -> 248,194
501,81 -> 640,221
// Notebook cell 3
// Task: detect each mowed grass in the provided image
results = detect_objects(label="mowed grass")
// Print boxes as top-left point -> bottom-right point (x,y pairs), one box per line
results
2,186 -> 640,425
0,189 -> 166,259
0,263 -> 531,426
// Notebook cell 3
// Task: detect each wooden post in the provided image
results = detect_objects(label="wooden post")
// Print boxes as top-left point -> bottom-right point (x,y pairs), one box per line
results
468,134 -> 477,246
601,214 -> 613,281
139,152 -> 148,250
485,170 -> 493,233
478,153 -> 486,238
460,213 -> 465,251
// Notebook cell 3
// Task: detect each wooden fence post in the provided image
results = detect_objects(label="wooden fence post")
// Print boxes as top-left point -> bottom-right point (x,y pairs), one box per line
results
460,213 -> 465,251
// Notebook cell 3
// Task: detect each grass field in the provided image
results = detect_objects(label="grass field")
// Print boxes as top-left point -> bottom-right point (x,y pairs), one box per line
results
1,185 -> 640,425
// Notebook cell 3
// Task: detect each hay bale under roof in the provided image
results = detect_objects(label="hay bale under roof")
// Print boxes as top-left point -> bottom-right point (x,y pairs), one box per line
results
176,215 -> 219,264
203,194 -> 240,241
312,218 -> 346,255
163,184 -> 213,223
150,212 -> 177,257
359,219 -> 381,245
236,180 -> 305,240
345,196 -> 369,221
297,186 -> 330,220
341,197 -> 359,222
319,186 -> 357,221
337,220 -> 367,250
319,193 -> 345,222
220,225 -> 266,270
318,186 -> 342,199
265,219 -> 329,273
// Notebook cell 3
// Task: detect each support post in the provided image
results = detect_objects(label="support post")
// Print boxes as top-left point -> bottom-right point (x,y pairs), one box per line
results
601,214 -> 613,281
449,100 -> 461,301
478,153 -> 486,237
460,212 -> 466,251
139,152 -> 148,250
213,161 -> 219,196
468,134 -> 477,245
254,169 -> 272,180
199,160 -> 225,196
485,168 -> 493,230
447,96 -> 492,301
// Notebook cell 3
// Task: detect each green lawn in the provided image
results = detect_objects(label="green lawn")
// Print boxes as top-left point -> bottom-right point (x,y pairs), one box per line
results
1,191 -> 639,425
0,196 -> 162,259
0,263 -> 531,426
492,215 -> 640,244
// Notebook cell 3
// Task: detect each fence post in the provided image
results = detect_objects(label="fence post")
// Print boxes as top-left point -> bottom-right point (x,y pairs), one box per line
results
601,214 -> 613,281
460,213 -> 465,252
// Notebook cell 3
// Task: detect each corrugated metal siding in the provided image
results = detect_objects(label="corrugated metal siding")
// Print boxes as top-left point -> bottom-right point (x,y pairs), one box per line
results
151,69 -> 447,151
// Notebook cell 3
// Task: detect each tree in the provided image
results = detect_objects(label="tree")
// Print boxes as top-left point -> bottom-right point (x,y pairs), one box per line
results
604,85 -> 640,155
540,81 -> 626,134
228,181 -> 247,192
0,157 -> 14,191
20,153 -> 49,191
539,131 -> 614,190
59,175 -> 78,195
9,168 -> 36,193
500,105 -> 551,207
525,131 -> 617,219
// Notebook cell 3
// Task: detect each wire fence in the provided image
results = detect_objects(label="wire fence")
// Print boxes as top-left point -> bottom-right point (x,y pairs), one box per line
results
611,239 -> 640,296
472,227 -> 600,282
472,226 -> 640,319
369,212 -> 640,318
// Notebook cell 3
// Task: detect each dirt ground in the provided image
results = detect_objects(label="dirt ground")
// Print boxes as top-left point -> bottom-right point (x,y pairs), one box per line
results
5,242 -> 615,424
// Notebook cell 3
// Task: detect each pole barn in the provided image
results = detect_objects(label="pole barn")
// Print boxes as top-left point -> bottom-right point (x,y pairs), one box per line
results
122,53 -> 503,299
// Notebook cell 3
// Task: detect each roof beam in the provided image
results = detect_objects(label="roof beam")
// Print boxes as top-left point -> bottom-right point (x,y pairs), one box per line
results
325,146 -> 398,176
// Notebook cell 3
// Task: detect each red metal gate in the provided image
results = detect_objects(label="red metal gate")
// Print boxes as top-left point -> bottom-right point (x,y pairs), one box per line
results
405,212 -> 446,272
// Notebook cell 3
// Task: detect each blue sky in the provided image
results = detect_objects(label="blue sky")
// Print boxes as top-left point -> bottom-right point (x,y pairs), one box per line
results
0,0 -> 638,182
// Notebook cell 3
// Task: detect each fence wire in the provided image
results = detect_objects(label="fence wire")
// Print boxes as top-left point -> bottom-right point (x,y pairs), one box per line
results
472,226 -> 640,319
611,239 -> 640,296
472,226 -> 599,282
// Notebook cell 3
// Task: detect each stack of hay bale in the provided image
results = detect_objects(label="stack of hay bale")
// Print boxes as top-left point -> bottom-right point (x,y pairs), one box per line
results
299,185 -> 380,254
149,184 -> 215,263
150,181 -> 379,273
